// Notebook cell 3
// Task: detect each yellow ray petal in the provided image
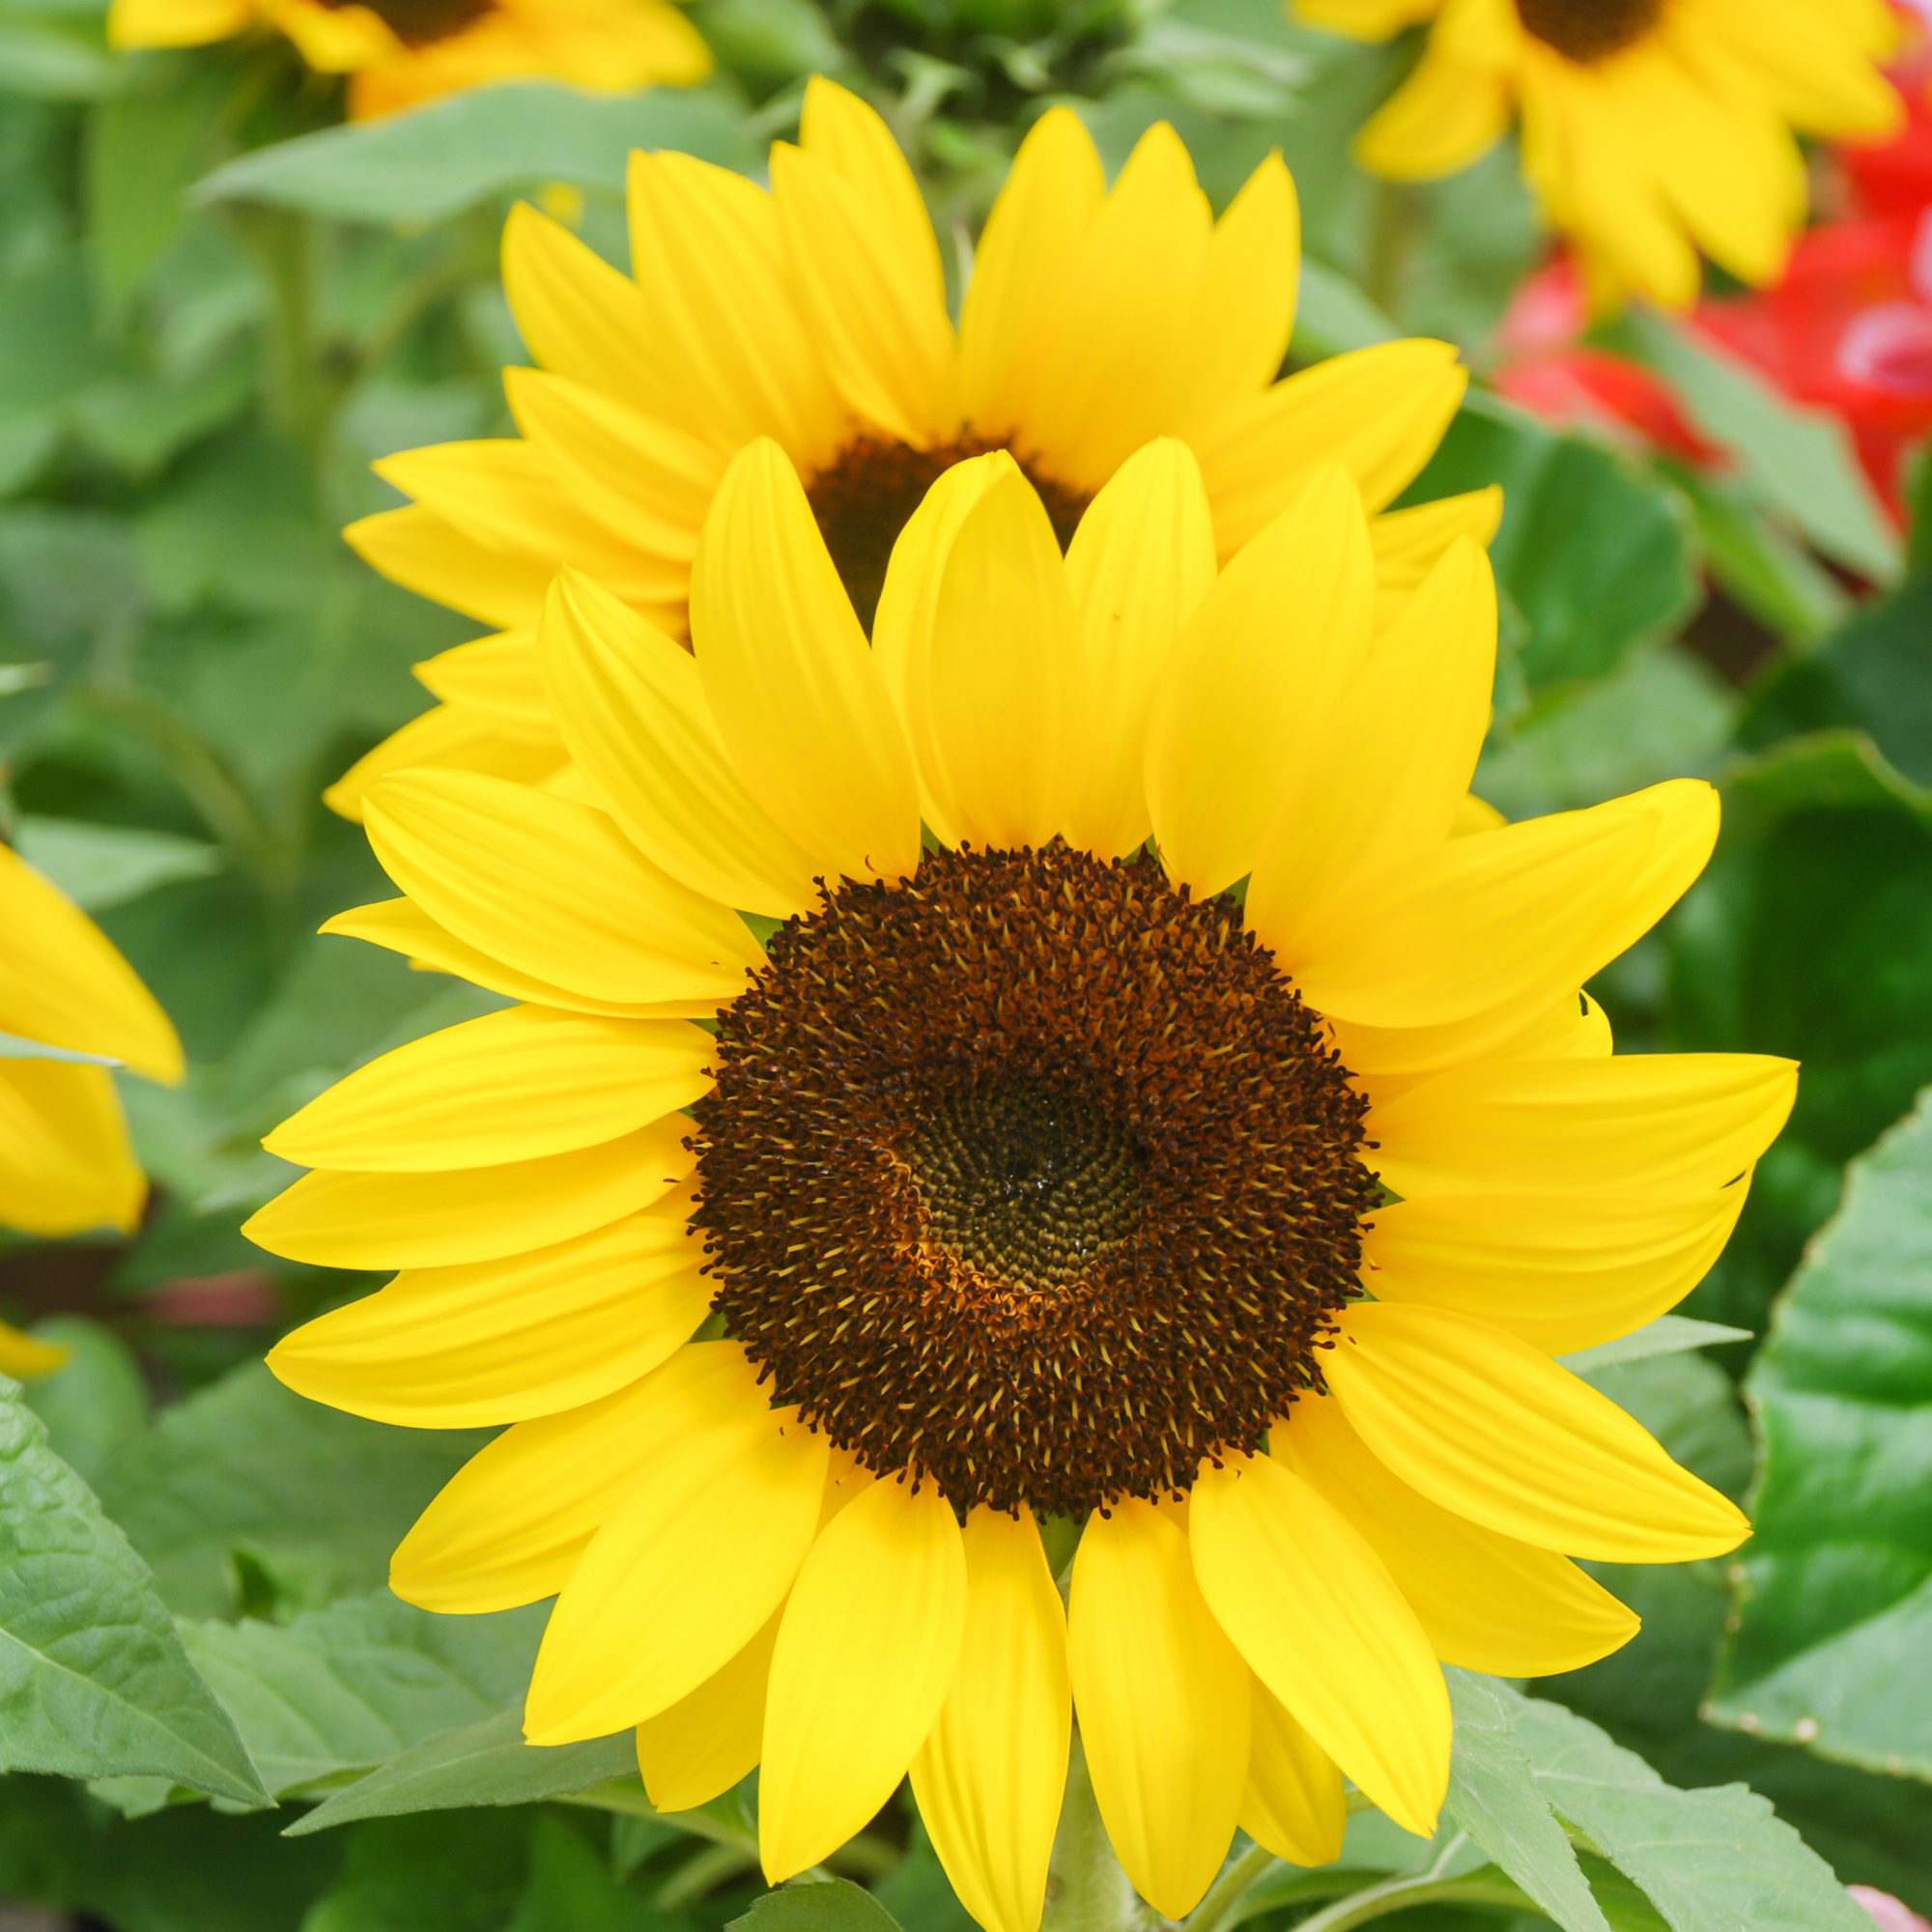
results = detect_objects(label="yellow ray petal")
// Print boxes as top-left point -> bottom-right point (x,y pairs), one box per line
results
1062,439 -> 1219,861
1331,982 -> 1611,1088
345,504 -> 554,631
390,1341 -> 770,1612
0,847 -> 182,1083
1067,1498 -> 1249,1919
1354,39 -> 1512,181
1242,1677 -> 1347,1869
910,1507 -> 1070,1932
243,1116 -> 694,1270
1274,1391 -> 1639,1676
773,80 -> 957,446
1247,536 -> 1495,959
689,440 -> 922,884
760,1476 -> 968,1882
364,769 -> 763,1009
267,1188 -> 710,1428
264,1006 -> 711,1172
412,632 -> 549,732
1191,340 -> 1467,556
323,703 -> 567,825
526,1412 -> 828,1744
1369,488 -> 1504,631
1189,1450 -> 1447,1837
0,1061 -> 146,1237
1363,1186 -> 1747,1355
911,454 -> 1081,850
1292,779 -> 1718,1029
1369,1052 -> 1798,1204
637,1605 -> 781,1811
1325,1302 -> 1750,1563
541,571 -> 820,918
959,105 -> 1106,438
1146,466 -> 1373,898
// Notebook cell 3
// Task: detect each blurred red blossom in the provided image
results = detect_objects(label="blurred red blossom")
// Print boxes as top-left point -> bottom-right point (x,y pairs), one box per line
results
1852,1885 -> 1932,1932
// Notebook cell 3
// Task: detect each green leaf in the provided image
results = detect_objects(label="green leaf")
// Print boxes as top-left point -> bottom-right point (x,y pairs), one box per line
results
14,814 -> 220,911
178,1592 -> 547,1799
1396,390 -> 1697,699
1708,1088 -> 1932,1777
299,1809 -> 534,1932
1616,307 -> 1899,587
0,1378 -> 267,1804
193,82 -> 755,225
97,1361 -> 487,1619
1290,255 -> 1399,360
287,1709 -> 640,1835
1556,1317 -> 1753,1378
1442,1669 -> 1609,1932
0,14 -> 114,99
1501,1686 -> 1874,1932
19,1314 -> 150,1491
503,1812 -> 678,1932
0,1032 -> 119,1064
727,1876 -> 906,1932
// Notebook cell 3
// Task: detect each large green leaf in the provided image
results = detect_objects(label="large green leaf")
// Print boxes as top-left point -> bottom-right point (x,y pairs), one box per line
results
97,1362 -> 487,1619
180,1593 -> 547,1799
1708,1088 -> 1932,1778
728,1878 -> 904,1932
0,1378 -> 266,1804
193,82 -> 754,225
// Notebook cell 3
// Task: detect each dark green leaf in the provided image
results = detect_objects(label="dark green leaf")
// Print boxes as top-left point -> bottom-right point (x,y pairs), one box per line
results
299,1808 -> 534,1932
1708,1088 -> 1932,1777
0,1378 -> 267,1804
727,1876 -> 906,1932
504,1812 -> 679,1932
1555,1317 -> 1751,1378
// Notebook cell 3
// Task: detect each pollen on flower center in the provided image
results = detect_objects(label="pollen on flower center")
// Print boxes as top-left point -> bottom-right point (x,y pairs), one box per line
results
316,0 -> 491,44
805,436 -> 1091,633
1515,0 -> 1664,62
689,841 -> 1379,1517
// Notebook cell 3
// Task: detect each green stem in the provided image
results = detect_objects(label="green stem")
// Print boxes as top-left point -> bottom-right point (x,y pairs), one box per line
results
1283,1833 -> 1527,1932
1042,1734 -> 1145,1932
1184,1840 -> 1278,1932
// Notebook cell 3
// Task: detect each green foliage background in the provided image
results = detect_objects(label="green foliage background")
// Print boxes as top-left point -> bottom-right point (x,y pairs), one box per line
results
2,0 -> 1931,1924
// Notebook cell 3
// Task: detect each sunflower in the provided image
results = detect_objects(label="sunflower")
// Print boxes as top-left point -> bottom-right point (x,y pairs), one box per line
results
0,843 -> 183,1377
107,0 -> 710,122
322,75 -> 1495,817
1300,0 -> 1901,308
254,437 -> 1788,1926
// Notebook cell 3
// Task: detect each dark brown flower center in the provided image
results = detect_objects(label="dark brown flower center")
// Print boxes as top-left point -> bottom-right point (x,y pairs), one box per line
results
805,435 -> 1091,635
690,842 -> 1378,1517
1515,0 -> 1663,62
316,0 -> 490,45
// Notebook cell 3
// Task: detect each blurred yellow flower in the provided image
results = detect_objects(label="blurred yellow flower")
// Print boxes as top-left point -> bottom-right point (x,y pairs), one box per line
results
255,436 -> 1784,1927
1301,0 -> 1901,306
108,0 -> 711,121
324,76 -> 1493,817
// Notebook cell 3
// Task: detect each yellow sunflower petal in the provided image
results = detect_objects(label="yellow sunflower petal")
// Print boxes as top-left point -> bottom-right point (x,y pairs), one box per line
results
1331,982 -> 1611,1088
1241,1677 -> 1347,1869
1363,1185 -> 1747,1354
689,440 -> 922,885
526,1412 -> 829,1744
1146,465 -> 1374,899
773,78 -> 957,446
0,847 -> 181,1083
267,1188 -> 710,1429
1369,488 -> 1504,630
322,702 -> 567,825
1325,1302 -> 1750,1563
1062,439 -> 1219,861
1354,39 -> 1512,180
760,1475 -> 968,1882
108,0 -> 252,47
390,1341 -> 769,1612
0,1061 -> 146,1237
1274,1391 -> 1640,1677
412,632 -> 548,731
242,1115 -> 694,1270
1191,340 -> 1467,556
541,571 -> 820,918
1189,1449 -> 1448,1838
345,504 -> 555,631
636,1605 -> 781,1812
1067,1498 -> 1250,1920
363,769 -> 762,1009
263,1006 -> 711,1172
1370,1051 -> 1798,1203
910,1507 -> 1070,1932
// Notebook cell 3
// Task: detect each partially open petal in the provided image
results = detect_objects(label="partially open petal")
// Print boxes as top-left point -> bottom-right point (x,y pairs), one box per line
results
1067,1498 -> 1249,1920
911,1507 -> 1070,1932
1326,1302 -> 1750,1563
760,1476 -> 967,1882
1242,1677 -> 1347,1869
1189,1450 -> 1447,1838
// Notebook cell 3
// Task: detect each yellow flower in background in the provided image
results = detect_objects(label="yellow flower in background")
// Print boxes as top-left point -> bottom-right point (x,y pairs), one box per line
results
323,75 -> 1494,817
1301,0 -> 1900,307
0,843 -> 184,1377
108,0 -> 711,121
253,435 -> 1787,1926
